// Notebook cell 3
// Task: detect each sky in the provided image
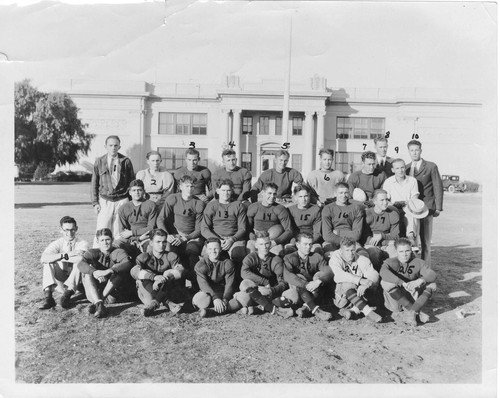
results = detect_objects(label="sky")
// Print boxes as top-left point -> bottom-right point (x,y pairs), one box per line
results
0,0 -> 496,100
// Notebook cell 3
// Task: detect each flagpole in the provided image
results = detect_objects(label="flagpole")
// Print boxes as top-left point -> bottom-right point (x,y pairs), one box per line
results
282,14 -> 292,142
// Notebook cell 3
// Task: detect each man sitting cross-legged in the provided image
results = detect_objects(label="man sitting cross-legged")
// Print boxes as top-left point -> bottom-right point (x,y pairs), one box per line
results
130,229 -> 189,317
78,228 -> 133,318
246,182 -> 293,256
201,179 -> 247,270
380,237 -> 437,326
329,237 -> 382,322
157,175 -> 206,290
283,233 -> 334,321
39,216 -> 89,310
228,231 -> 293,318
362,189 -> 400,271
192,238 -> 236,318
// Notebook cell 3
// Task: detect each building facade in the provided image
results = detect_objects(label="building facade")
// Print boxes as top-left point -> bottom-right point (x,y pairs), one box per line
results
56,76 -> 482,183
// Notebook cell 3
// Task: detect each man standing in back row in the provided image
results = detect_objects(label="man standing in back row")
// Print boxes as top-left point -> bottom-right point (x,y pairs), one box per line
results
406,140 -> 443,265
211,149 -> 252,202
91,135 -> 135,240
249,149 -> 303,202
174,148 -> 213,203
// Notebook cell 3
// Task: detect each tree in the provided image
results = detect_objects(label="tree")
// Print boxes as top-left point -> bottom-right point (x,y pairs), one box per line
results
14,80 -> 95,179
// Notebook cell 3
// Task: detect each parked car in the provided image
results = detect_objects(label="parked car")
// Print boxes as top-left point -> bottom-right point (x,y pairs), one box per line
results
442,175 -> 467,193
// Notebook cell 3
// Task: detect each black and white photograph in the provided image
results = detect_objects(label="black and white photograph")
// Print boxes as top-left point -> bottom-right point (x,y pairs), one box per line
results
1,0 -> 497,396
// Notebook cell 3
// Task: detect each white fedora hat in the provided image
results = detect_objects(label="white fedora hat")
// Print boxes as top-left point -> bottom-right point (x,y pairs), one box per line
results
352,188 -> 367,202
404,198 -> 429,219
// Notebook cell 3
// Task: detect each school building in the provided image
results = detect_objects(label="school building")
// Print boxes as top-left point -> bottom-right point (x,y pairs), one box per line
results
53,75 -> 483,182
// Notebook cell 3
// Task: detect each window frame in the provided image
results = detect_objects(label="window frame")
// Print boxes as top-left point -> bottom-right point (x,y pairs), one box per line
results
158,112 -> 208,136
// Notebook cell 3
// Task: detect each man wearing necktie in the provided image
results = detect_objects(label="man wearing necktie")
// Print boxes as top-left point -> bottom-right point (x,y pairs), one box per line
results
405,140 -> 443,265
39,216 -> 89,310
373,137 -> 394,178
91,135 -> 135,246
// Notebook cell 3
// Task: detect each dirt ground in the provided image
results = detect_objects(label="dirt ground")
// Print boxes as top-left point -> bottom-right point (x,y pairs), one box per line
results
13,184 -> 483,384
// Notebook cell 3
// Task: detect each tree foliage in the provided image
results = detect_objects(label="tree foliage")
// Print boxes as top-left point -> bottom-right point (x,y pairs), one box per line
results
14,80 -> 94,178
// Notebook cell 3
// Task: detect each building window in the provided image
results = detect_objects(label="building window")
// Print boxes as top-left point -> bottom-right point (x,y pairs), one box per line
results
275,117 -> 282,136
157,147 -> 208,171
241,152 -> 252,172
259,116 -> 270,135
337,151 -> 363,174
291,154 -> 302,173
292,117 -> 303,136
158,113 -> 207,135
242,116 -> 253,135
336,117 -> 385,140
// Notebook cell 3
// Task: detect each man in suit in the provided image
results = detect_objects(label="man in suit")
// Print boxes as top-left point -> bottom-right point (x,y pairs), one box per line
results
374,137 -> 394,177
406,140 -> 443,265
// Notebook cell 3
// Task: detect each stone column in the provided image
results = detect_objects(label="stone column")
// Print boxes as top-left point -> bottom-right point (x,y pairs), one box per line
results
303,111 -> 315,176
221,109 -> 231,144
315,110 -> 326,169
232,109 -> 242,156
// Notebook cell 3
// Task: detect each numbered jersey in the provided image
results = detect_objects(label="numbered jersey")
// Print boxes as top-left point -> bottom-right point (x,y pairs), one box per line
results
329,250 -> 379,285
173,166 -> 213,199
201,200 -> 247,241
247,202 -> 293,245
321,201 -> 365,244
307,169 -> 345,203
364,207 -> 400,243
288,204 -> 322,243
380,256 -> 437,284
157,193 -> 206,239
136,168 -> 175,196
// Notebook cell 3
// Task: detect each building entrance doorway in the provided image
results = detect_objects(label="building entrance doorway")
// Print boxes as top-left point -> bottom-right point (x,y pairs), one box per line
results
259,143 -> 281,176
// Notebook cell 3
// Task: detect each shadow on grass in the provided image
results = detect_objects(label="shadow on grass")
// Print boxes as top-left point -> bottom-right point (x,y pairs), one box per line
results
105,302 -> 138,317
15,202 -> 91,209
430,245 -> 482,316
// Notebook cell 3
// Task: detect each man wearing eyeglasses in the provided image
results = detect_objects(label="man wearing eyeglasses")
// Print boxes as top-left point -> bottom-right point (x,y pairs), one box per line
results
39,216 -> 89,310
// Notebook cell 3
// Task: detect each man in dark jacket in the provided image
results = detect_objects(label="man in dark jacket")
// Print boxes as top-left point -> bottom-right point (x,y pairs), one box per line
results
406,140 -> 443,265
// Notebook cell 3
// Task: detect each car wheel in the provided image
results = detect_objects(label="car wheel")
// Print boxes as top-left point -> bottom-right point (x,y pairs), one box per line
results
448,185 -> 455,193
461,184 -> 467,192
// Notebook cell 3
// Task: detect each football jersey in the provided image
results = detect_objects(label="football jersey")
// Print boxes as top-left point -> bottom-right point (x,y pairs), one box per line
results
174,166 -> 213,199
201,200 -> 247,241
307,169 -> 345,202
212,166 -> 252,201
251,167 -> 303,198
288,204 -> 322,243
321,201 -> 365,244
247,202 -> 293,244
157,193 -> 205,239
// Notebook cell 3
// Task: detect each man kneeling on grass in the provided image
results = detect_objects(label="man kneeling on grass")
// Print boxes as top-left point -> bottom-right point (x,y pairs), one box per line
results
283,232 -> 333,321
78,228 -> 133,318
380,237 -> 436,326
39,216 -> 89,310
130,229 -> 188,317
329,237 -> 382,323
229,231 -> 293,318
192,238 -> 235,318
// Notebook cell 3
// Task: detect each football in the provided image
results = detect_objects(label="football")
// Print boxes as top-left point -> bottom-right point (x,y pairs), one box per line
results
268,224 -> 285,240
